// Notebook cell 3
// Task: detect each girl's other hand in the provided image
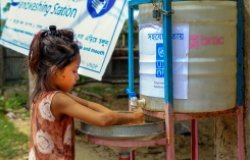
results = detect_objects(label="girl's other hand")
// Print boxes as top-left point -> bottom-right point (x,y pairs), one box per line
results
132,107 -> 145,125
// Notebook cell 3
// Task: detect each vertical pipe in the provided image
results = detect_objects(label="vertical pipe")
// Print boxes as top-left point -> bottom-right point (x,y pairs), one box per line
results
163,0 -> 173,105
236,0 -> 244,105
130,150 -> 135,160
162,1 -> 175,159
127,2 -> 136,99
237,107 -> 245,160
191,119 -> 199,160
165,104 -> 175,160
236,0 -> 245,158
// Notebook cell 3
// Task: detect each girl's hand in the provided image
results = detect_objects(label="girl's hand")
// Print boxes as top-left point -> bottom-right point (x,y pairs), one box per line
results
132,107 -> 145,125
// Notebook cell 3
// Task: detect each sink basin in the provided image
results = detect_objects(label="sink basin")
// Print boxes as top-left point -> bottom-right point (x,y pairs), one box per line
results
80,111 -> 165,140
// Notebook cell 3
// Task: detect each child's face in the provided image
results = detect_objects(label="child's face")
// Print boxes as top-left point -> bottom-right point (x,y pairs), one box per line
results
53,54 -> 80,92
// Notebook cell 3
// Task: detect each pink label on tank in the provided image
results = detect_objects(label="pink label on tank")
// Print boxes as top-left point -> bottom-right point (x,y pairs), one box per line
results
189,34 -> 224,49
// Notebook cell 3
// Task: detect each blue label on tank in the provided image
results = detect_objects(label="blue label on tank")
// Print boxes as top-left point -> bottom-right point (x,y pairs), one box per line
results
87,0 -> 115,18
156,43 -> 164,78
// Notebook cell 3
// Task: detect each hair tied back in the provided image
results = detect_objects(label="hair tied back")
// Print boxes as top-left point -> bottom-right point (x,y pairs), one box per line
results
43,25 -> 61,37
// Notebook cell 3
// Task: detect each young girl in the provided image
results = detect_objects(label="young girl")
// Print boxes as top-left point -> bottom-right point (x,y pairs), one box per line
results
28,25 -> 144,160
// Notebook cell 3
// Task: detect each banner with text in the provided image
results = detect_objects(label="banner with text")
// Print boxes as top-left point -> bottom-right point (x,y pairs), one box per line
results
0,0 -> 127,80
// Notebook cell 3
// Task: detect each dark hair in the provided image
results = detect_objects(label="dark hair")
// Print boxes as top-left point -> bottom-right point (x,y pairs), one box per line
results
28,25 -> 79,101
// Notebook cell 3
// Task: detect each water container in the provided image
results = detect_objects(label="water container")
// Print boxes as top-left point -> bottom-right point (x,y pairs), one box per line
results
138,1 -> 237,112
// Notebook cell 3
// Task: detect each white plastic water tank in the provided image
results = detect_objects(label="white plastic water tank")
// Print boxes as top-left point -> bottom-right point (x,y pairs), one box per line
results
138,1 -> 237,112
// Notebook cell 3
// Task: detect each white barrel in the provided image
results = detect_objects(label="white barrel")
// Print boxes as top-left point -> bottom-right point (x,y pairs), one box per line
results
138,1 -> 237,112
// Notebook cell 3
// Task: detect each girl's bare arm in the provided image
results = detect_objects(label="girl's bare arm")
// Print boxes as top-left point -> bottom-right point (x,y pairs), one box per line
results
51,92 -> 144,127
66,93 -> 111,113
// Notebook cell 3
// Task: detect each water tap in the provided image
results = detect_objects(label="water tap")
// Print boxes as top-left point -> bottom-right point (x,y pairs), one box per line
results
129,97 -> 146,111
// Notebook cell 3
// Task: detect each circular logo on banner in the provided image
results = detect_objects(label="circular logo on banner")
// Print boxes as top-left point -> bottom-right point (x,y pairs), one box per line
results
11,0 -> 20,6
87,0 -> 115,18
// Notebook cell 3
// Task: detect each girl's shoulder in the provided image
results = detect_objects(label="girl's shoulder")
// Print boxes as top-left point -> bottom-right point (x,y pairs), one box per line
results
51,91 -> 77,108
33,91 -> 63,108
37,91 -> 72,120
48,91 -> 77,119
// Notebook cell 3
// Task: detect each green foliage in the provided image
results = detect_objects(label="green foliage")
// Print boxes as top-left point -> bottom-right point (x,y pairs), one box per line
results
0,84 -> 29,159
4,93 -> 28,110
0,113 -> 28,159
0,93 -> 28,112
0,96 -> 6,112
0,90 -> 29,159
0,96 -> 4,107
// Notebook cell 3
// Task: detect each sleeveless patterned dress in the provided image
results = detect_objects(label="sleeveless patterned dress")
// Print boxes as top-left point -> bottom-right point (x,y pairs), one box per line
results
29,91 -> 75,160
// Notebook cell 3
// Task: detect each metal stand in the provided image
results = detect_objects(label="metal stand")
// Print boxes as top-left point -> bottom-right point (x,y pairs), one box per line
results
85,106 -> 244,160
143,107 -> 245,159
127,0 -> 244,159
